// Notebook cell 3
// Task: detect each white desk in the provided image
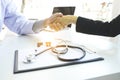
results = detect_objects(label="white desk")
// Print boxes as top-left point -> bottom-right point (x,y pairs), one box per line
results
0,29 -> 120,80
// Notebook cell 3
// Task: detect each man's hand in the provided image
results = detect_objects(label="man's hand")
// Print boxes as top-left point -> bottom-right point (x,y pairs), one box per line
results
32,13 -> 63,33
44,13 -> 63,28
48,15 -> 78,31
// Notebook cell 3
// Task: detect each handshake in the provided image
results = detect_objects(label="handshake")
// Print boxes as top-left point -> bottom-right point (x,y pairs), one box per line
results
44,13 -> 78,31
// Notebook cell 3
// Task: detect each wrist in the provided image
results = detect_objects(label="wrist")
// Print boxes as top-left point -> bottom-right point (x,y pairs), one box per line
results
66,15 -> 78,24
43,18 -> 49,28
33,20 -> 47,33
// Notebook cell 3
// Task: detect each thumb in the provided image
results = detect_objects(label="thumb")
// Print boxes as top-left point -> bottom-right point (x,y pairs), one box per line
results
49,13 -> 63,23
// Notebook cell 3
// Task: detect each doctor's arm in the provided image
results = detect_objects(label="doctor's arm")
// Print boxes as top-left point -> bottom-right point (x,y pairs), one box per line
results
4,0 -> 62,35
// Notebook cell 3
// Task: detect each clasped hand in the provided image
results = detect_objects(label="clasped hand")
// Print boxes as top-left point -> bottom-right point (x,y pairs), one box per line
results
45,13 -> 77,31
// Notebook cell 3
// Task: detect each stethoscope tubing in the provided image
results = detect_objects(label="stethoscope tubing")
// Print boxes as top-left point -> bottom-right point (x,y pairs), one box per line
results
56,45 -> 86,61
35,45 -> 86,62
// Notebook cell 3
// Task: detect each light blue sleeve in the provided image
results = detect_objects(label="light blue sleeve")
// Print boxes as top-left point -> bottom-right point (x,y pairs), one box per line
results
4,0 -> 35,34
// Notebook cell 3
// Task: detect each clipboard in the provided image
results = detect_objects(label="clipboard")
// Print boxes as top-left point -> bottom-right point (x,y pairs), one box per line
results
13,48 -> 104,74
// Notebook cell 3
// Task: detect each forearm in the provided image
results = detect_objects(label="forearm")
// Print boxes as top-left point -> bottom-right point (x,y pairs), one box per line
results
76,16 -> 120,37
32,19 -> 48,33
64,15 -> 78,24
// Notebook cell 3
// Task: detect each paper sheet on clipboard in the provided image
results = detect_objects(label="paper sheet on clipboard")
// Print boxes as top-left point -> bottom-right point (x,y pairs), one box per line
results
14,46 -> 104,74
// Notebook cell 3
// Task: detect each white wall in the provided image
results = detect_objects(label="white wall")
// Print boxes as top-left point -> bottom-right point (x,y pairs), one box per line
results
22,0 -> 112,21
12,0 -> 113,21
112,0 -> 120,19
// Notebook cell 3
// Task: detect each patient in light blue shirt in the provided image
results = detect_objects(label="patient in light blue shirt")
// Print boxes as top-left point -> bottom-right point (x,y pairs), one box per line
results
0,0 -> 62,34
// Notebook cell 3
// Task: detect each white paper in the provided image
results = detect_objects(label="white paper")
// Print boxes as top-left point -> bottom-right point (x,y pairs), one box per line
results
14,46 -> 104,73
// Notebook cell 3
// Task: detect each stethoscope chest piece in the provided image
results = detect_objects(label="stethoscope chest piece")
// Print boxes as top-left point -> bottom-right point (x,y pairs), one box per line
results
23,54 -> 36,64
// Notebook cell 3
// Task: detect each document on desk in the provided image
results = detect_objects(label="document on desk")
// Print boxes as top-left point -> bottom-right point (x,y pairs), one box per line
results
14,47 -> 104,74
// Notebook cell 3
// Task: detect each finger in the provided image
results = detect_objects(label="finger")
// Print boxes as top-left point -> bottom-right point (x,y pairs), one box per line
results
49,22 -> 65,31
53,13 -> 63,17
50,17 -> 60,24
52,23 -> 60,31
56,23 -> 65,30
52,17 -> 66,30
49,23 -> 58,31
49,13 -> 63,23
49,23 -> 55,30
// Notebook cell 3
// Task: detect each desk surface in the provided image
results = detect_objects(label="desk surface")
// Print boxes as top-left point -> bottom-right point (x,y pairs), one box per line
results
0,29 -> 120,80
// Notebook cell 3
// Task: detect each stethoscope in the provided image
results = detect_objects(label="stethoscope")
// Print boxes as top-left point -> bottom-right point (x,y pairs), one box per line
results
23,44 -> 87,64
22,29 -> 95,64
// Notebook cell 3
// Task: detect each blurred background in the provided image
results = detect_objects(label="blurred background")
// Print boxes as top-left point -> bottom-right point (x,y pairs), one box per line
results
17,0 -> 114,21
1,0 -> 119,40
